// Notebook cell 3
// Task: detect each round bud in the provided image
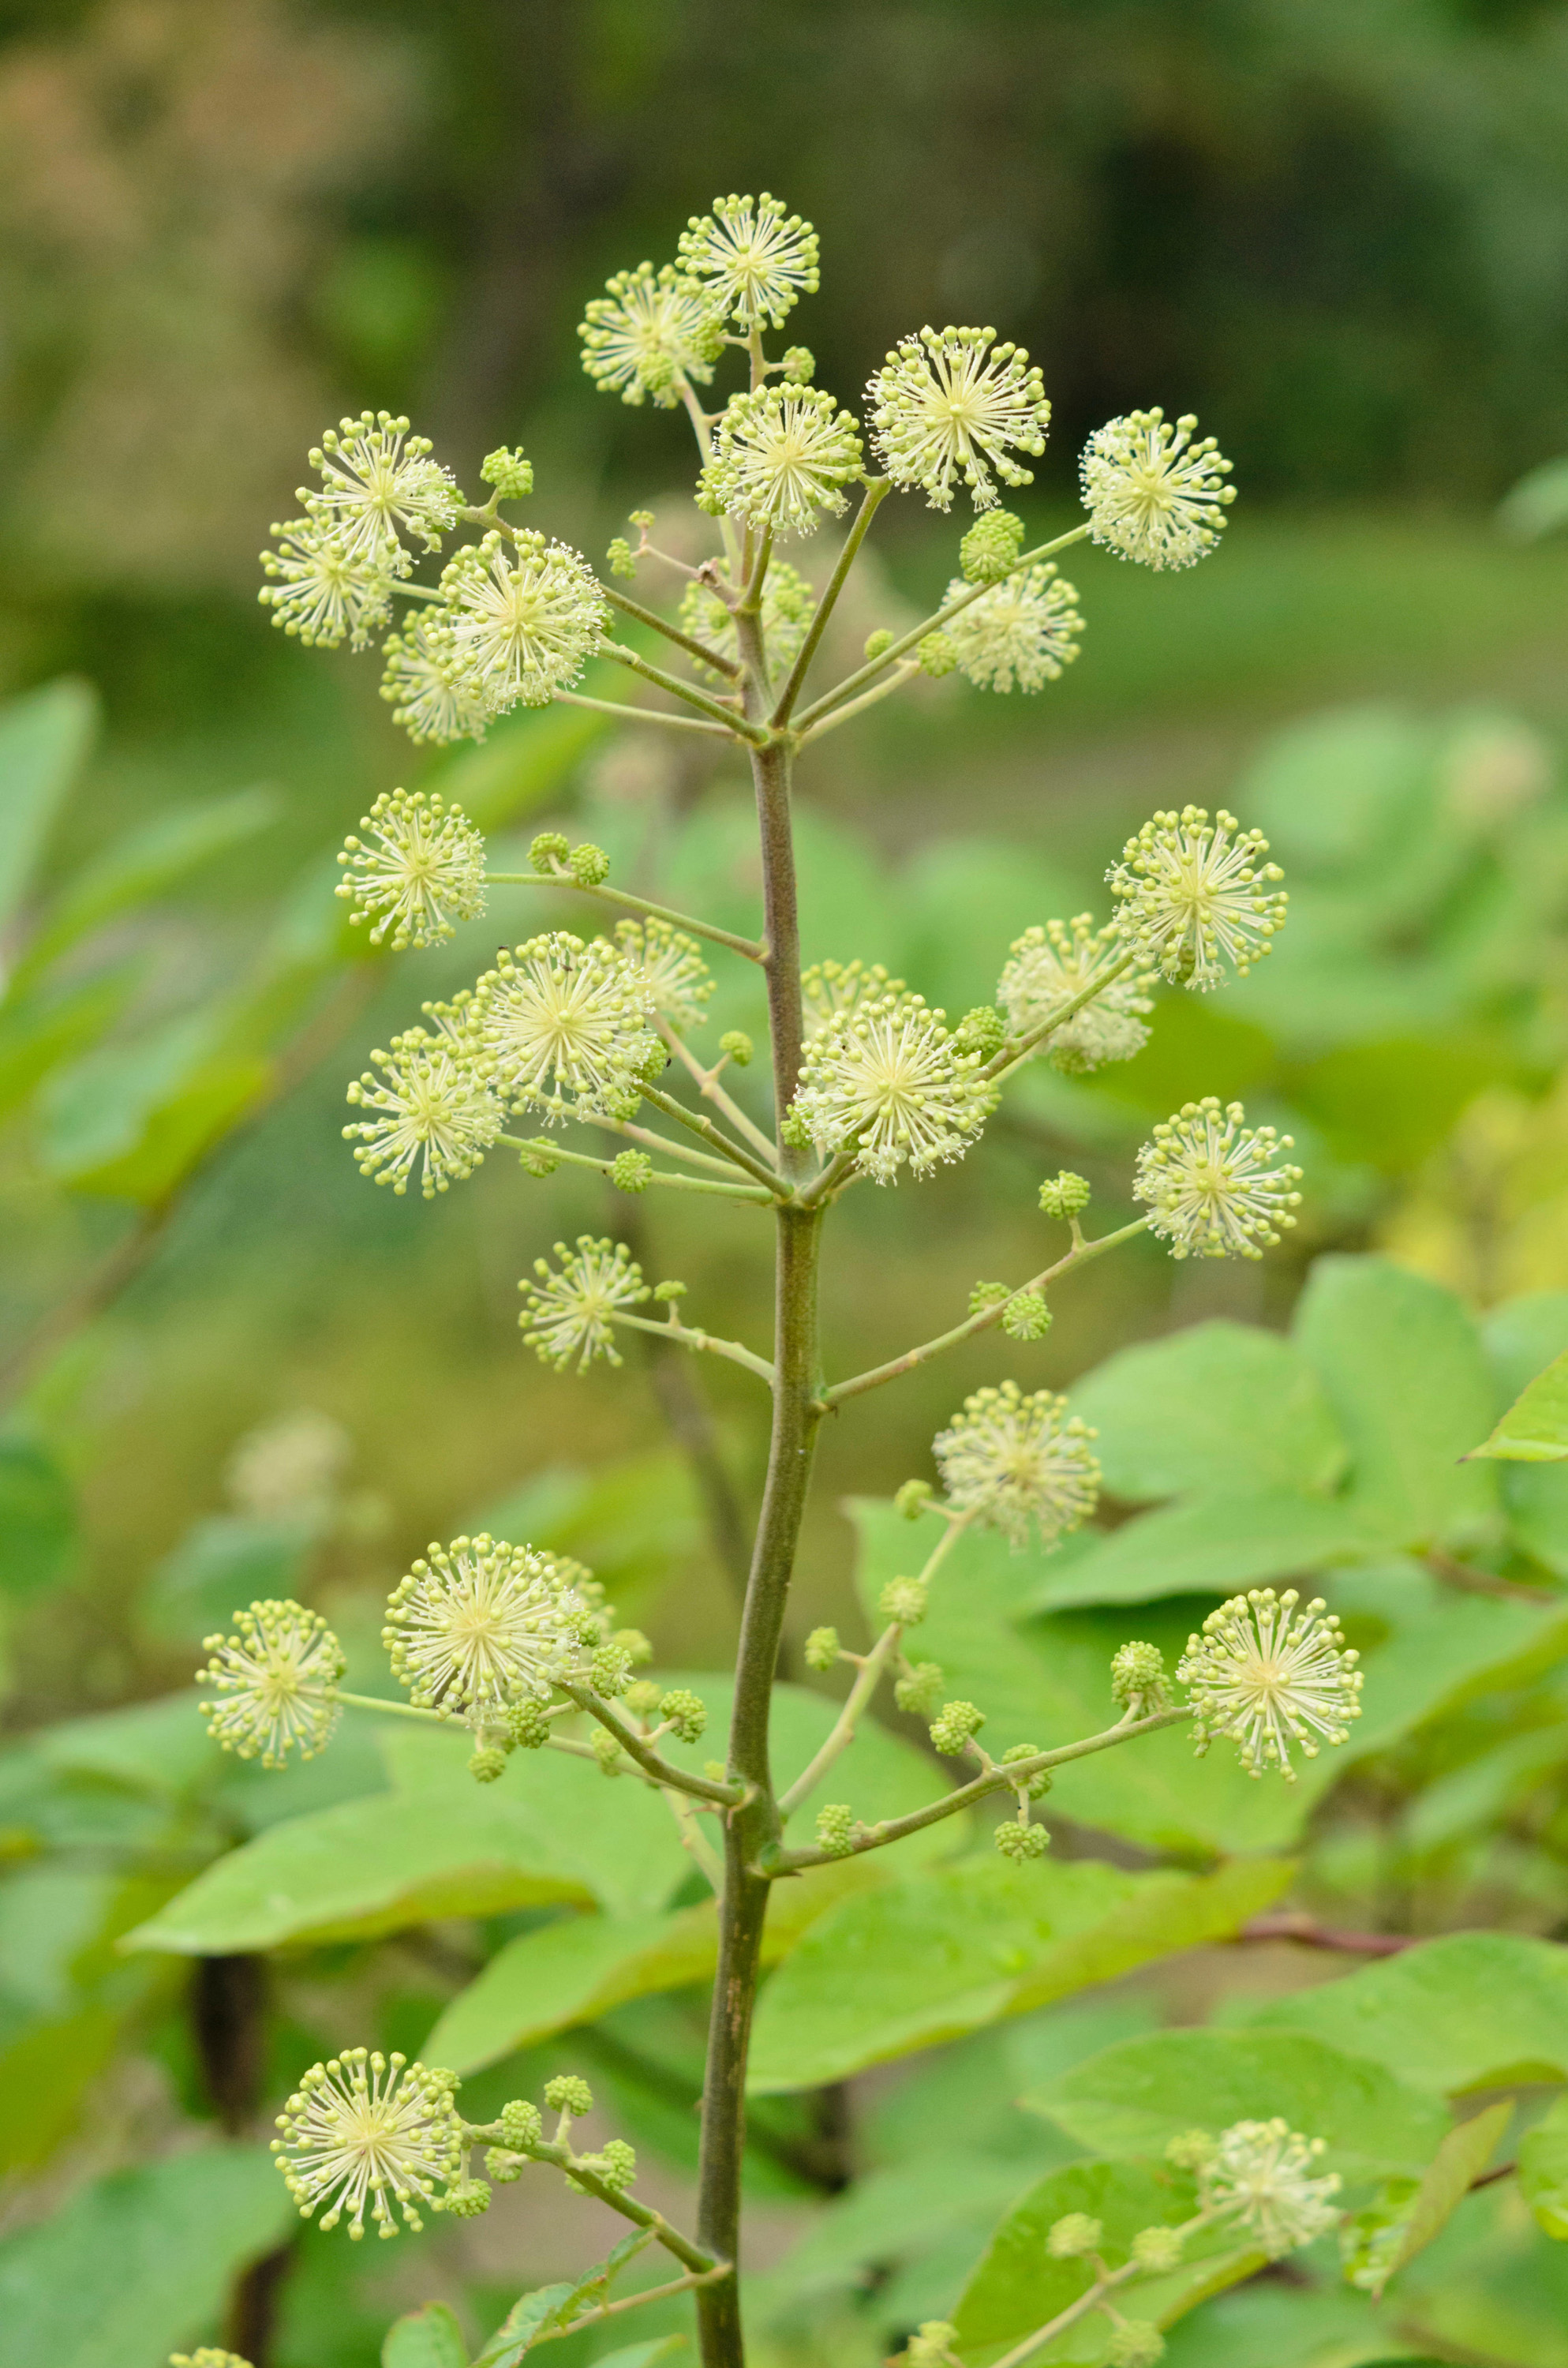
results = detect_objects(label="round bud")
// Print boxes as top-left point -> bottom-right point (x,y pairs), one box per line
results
544,2074 -> 593,2117
614,1627 -> 655,1665
918,631 -> 957,678
994,1817 -> 1049,1860
954,1004 -> 1007,1057
467,1746 -> 507,1784
444,2178 -> 492,2219
1039,1170 -> 1092,1218
1130,2224 -> 1184,2272
960,508 -> 1027,584
486,2147 -> 526,2183
1165,2128 -> 1218,2171
780,346 -> 815,384
507,1699 -> 552,1749
481,446 -> 533,499
611,1150 -> 653,1193
803,1624 -> 841,1672
500,2096 -> 543,2150
1106,2322 -> 1166,2368
606,536 -> 638,579
863,628 -> 894,661
878,1577 -> 928,1627
1111,1639 -> 1171,1713
1001,1742 -> 1052,1799
1047,2211 -> 1103,2259
589,2137 -> 637,2191
1002,1290 -> 1051,1342
894,1478 -> 934,1521
518,1141 -> 562,1178
895,1660 -> 945,1716
930,1699 -> 986,1755
591,1643 -> 634,1696
624,1678 -> 663,1715
569,841 -> 611,886
719,1029 -> 754,1067
906,2324 -> 959,2367
627,509 -> 654,530
968,1280 -> 1011,1314
653,1279 -> 688,1303
590,1726 -> 623,1776
659,1688 -> 708,1744
815,1803 -> 858,1857
529,831 -> 571,874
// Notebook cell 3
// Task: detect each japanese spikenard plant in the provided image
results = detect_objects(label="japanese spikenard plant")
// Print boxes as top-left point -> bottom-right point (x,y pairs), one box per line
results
209,194 -> 1358,2368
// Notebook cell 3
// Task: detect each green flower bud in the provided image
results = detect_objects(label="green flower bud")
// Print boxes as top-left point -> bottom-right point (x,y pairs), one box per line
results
591,1643 -> 634,1696
804,1624 -> 841,1671
906,2325 -> 960,2368
443,2177 -> 492,2219
1001,1742 -> 1052,1799
606,536 -> 638,579
611,1149 -> 653,1193
1130,2224 -> 1184,2272
569,841 -> 611,886
1107,2322 -> 1166,2368
507,1698 -> 552,1749
894,1478 -> 934,1520
1002,1289 -> 1051,1342
590,1725 -> 623,1776
918,631 -> 957,678
1166,2128 -> 1218,2171
579,2137 -> 637,2192
467,1746 -> 508,1784
815,1802 -> 858,1857
780,345 -> 815,384
719,1029 -> 754,1067
969,1280 -> 1011,1314
518,1140 -> 562,1178
994,1817 -> 1049,1860
529,830 -> 571,874
660,1687 -> 708,1744
896,1660 -> 945,1716
481,445 -> 533,499
1047,2211 -> 1103,2258
544,2074 -> 593,2118
863,628 -> 894,661
780,1105 -> 814,1149
1039,1170 -> 1091,1218
624,1677 -> 663,1715
930,1699 -> 986,1755
954,1004 -> 1007,1057
500,2096 -> 544,2150
960,508 -> 1027,583
614,1626 -> 655,1665
627,509 -> 655,530
486,2147 -> 527,2183
879,1577 -> 928,1627
1111,1639 -> 1172,1713
704,1759 -> 728,1782
653,1279 -> 688,1303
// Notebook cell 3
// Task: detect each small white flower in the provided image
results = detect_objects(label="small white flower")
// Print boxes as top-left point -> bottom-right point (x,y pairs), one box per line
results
197,1599 -> 345,1767
866,327 -> 1051,512
1203,2118 -> 1342,2255
380,616 -> 492,746
302,411 -> 462,560
344,1029 -> 503,1197
518,1235 -> 650,1370
1108,805 -> 1286,989
678,193 -> 820,328
934,1379 -> 1101,1547
788,993 -> 994,1183
384,1533 -> 589,1725
579,261 -> 724,405
942,564 -> 1083,694
472,932 -> 660,1123
679,561 -> 816,681
801,959 -> 906,1043
439,530 -> 608,713
335,789 -> 487,950
226,1411 -> 350,1523
1081,408 -> 1235,570
259,519 -> 403,650
999,915 -> 1154,1073
1135,1097 -> 1302,1261
272,2048 -> 462,2239
1178,1588 -> 1362,1780
613,916 -> 714,1031
698,386 -> 863,538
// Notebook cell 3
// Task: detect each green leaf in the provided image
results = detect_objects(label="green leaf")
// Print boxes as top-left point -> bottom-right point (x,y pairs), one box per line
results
1027,2027 -> 1447,2182
1471,1349 -> 1568,1462
39,1010 -> 271,1205
0,1438 -> 77,1601
1520,2094 -> 1568,2239
469,2284 -> 575,2366
424,699 -> 607,832
1068,1320 -> 1347,1501
772,2151 -> 1057,2299
1158,2280 -> 1416,2368
1499,455 -> 1568,540
1483,1295 -> 1568,1569
1027,1488 -> 1375,1613
1285,1036 -> 1510,1175
589,2344 -> 687,2368
952,2159 -> 1259,2367
0,679 -> 97,938
1236,703 -> 1436,875
1245,1931 -> 1568,2092
138,1512 -> 311,1644
0,2143 -> 290,2368
0,967 -> 141,1119
384,2301 -> 470,2368
747,1854 -> 1290,2093
1345,2100 -> 1512,2296
1292,1257 -> 1496,1549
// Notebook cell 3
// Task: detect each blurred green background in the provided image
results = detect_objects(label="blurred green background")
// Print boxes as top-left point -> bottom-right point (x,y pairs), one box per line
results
7,0 -> 1568,2359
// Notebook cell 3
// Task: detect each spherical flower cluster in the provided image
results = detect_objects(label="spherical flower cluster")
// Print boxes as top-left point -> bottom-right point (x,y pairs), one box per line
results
941,563 -> 1083,693
1111,1639 -> 1172,1715
801,959 -> 906,1043
1081,408 -> 1235,570
335,789 -> 487,950
1134,1098 -> 1302,1261
259,519 -> 402,650
1178,1588 -> 1363,1781
380,618 -> 492,746
578,261 -> 724,406
437,530 -> 608,714
1048,2211 -> 1103,2258
1203,2118 -> 1342,2255
866,327 -> 1051,512
272,2048 -> 462,2240
612,916 -> 714,1031
679,562 -> 817,681
677,193 -> 820,328
699,386 -> 864,538
518,1236 -> 651,1370
787,994 -> 994,1183
1106,2324 -> 1165,2368
196,1599 -> 345,1767
960,508 -> 1027,583
301,412 -> 462,560
999,915 -> 1154,1073
933,1380 -> 1101,1548
344,1029 -> 503,1198
384,1534 -> 591,1727
472,933 -> 661,1123
1107,807 -> 1286,990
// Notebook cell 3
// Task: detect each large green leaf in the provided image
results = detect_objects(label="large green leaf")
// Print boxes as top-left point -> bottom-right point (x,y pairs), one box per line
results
1485,1294 -> 1568,1571
1068,1321 -> 1347,1501
952,2159 -> 1259,2367
1027,1488 -> 1374,1612
1472,1350 -> 1568,1463
384,2302 -> 470,2368
39,1010 -> 271,1205
1292,1257 -> 1496,1548
0,1438 -> 77,1601
0,966 -> 141,1119
1027,2027 -> 1447,2183
1246,1931 -> 1568,2093
1341,2100 -> 1511,2297
0,679 -> 97,938
472,2231 -> 653,2366
1158,2280 -> 1412,2368
747,1855 -> 1289,2093
1520,2094 -> 1568,2239
0,2143 -> 290,2368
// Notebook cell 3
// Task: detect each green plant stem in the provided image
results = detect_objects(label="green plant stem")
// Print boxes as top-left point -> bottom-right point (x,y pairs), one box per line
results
531,2261 -> 736,2348
559,1682 -> 743,1806
554,689 -> 732,738
485,873 -> 765,965
764,1706 -> 1192,1875
583,1113 -> 747,1179
982,948 -> 1140,1086
770,478 -> 892,725
640,1083 -> 785,1195
664,1787 -> 725,1893
500,1132 -> 773,1205
985,2210 -> 1216,2368
793,523 -> 1091,731
818,1218 -> 1151,1407
604,640 -> 770,744
612,1311 -> 776,1388
337,1690 -> 443,1722
663,1028 -> 780,1162
601,580 -> 741,676
470,2125 -> 724,2276
795,661 -> 919,745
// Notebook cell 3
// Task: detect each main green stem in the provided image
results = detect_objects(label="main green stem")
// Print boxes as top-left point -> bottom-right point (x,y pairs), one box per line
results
694,601 -> 822,2368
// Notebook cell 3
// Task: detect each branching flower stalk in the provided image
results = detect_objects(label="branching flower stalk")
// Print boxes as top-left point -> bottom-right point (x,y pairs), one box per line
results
229,193 -> 1350,2368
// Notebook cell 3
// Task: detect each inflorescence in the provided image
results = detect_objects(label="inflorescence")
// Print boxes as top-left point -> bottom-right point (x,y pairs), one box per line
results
933,1380 -> 1101,1547
1135,1098 -> 1303,1261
